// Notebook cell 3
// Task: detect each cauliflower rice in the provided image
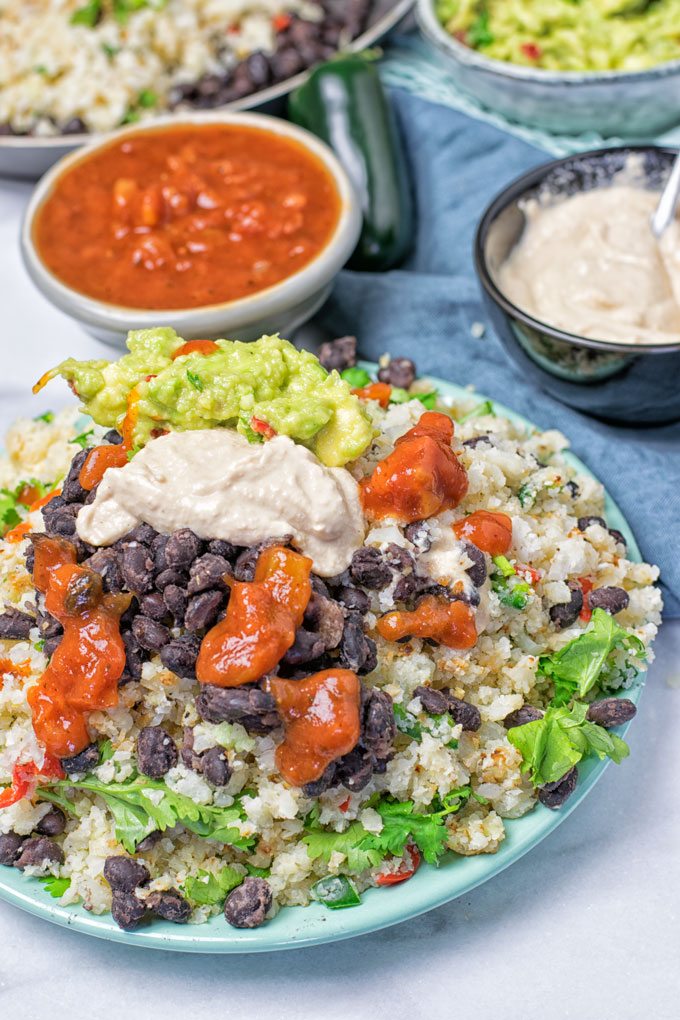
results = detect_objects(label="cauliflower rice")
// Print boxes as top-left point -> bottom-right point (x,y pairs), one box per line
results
0,383 -> 662,927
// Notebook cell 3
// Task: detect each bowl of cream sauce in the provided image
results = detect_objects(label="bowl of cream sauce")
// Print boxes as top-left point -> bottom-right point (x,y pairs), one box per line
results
475,146 -> 680,425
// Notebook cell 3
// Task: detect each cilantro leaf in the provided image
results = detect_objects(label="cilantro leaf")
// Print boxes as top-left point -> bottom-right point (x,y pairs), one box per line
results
507,701 -> 630,787
98,740 -> 115,764
39,875 -> 71,898
44,774 -> 253,854
458,399 -> 494,423
539,608 -> 645,706
34,411 -> 55,424
183,866 -> 243,905
186,370 -> 204,392
71,429 -> 94,450
70,0 -> 102,27
467,9 -> 494,48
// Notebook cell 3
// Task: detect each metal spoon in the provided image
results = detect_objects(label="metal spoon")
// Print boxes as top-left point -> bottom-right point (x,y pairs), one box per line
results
650,149 -> 680,238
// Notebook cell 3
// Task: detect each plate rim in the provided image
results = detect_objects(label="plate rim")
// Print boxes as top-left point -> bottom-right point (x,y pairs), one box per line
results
0,368 -> 647,952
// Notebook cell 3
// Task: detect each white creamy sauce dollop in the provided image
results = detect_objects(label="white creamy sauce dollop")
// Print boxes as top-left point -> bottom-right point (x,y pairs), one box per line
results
498,185 -> 680,344
76,429 -> 365,576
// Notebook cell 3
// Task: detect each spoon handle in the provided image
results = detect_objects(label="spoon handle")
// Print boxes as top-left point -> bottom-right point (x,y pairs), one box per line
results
651,150 -> 680,238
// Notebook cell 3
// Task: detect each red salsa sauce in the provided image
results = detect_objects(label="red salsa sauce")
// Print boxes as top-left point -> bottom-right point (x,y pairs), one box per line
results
34,124 -> 342,310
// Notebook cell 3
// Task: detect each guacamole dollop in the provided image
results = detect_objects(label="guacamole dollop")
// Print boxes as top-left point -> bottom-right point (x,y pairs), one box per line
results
437,0 -> 680,72
38,329 -> 373,467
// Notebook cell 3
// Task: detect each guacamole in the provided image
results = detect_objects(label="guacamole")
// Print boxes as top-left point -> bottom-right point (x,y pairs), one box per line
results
37,329 -> 373,467
437,0 -> 680,72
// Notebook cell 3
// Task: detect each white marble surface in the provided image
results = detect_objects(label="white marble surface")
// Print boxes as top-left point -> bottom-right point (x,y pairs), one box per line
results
1,181 -> 679,1020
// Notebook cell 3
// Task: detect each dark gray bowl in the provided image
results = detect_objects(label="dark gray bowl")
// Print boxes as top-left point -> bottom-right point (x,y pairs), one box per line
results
474,147 -> 680,426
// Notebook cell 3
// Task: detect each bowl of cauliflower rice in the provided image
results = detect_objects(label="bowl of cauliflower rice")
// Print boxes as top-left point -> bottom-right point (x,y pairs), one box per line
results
0,330 -> 662,951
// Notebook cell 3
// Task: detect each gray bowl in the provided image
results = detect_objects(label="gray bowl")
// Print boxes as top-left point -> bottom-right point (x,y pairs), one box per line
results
474,146 -> 680,426
417,0 -> 680,137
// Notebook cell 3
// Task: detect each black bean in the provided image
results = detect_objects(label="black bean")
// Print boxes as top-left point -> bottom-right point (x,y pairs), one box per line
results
233,546 -> 260,582
61,449 -> 89,503
103,856 -> 150,892
152,533 -> 169,572
195,684 -> 280,734
126,523 -> 157,546
588,586 -> 630,615
187,554 -> 232,594
362,688 -> 396,758
42,496 -> 79,538
155,568 -> 187,590
137,726 -> 178,779
377,357 -> 416,389
564,480 -> 580,498
132,615 -> 170,653
120,543 -> 155,594
504,706 -> 544,729
538,767 -> 578,809
586,698 -> 637,728
282,628 -> 326,666
339,612 -> 377,674
608,528 -> 627,549
0,832 -> 25,866
35,807 -> 66,837
317,335 -> 357,373
184,590 -> 223,632
83,547 -> 125,593
224,877 -> 272,929
165,529 -> 202,568
414,685 -> 448,715
336,749 -> 373,793
549,581 -> 583,630
121,630 -> 145,681
44,636 -> 61,657
162,584 -> 188,623
302,764 -> 337,798
201,747 -> 232,787
303,594 -> 345,649
462,435 -> 492,448
103,429 -> 123,445
138,592 -> 169,621
207,540 -> 239,560
245,50 -> 270,88
111,891 -> 147,931
335,586 -> 369,614
135,830 -> 162,853
349,547 -> 391,590
463,541 -> 487,587
61,743 -> 99,776
146,889 -> 191,924
404,520 -> 432,552
14,837 -> 63,870
445,695 -> 481,732
61,117 -> 87,135
64,570 -> 103,615
0,606 -> 34,639
577,516 -> 606,532
270,45 -> 305,81
160,634 -> 201,679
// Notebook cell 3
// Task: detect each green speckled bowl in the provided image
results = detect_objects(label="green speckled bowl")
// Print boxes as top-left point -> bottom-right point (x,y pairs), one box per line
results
0,371 -> 645,952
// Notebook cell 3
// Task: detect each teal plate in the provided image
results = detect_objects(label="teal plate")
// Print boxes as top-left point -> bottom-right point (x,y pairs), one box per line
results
0,370 -> 646,952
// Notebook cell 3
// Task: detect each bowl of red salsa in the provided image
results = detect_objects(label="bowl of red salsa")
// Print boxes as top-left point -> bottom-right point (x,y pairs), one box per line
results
21,113 -> 362,346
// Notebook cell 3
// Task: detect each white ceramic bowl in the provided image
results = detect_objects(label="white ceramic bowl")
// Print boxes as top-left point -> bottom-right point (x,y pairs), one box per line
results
21,111 -> 362,348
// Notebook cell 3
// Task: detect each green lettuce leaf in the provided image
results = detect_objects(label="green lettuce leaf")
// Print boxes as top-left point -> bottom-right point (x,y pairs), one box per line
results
507,701 -> 630,786
539,608 -> 646,705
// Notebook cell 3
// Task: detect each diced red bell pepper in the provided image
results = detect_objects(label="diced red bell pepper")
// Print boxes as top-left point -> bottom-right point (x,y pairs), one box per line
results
375,845 -> 421,886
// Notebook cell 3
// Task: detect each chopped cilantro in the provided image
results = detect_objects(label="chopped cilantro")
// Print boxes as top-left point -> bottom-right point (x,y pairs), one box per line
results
539,608 -> 646,707
137,88 -> 158,108
34,411 -> 55,424
186,370 -> 204,392
71,429 -> 94,449
98,740 -> 115,764
101,42 -> 120,58
183,866 -> 243,905
35,639 -> 46,653
245,864 -> 271,878
43,773 -> 253,854
39,875 -> 71,898
458,400 -> 495,423
491,557 -> 531,609
507,701 -> 629,787
467,9 -> 494,48
517,482 -> 534,508
70,1 -> 102,27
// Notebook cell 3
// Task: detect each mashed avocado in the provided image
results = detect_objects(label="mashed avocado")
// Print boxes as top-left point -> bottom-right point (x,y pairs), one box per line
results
38,329 -> 373,468
437,0 -> 680,72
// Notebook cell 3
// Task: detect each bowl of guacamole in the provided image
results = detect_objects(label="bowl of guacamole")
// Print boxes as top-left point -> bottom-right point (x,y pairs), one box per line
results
417,0 -> 680,136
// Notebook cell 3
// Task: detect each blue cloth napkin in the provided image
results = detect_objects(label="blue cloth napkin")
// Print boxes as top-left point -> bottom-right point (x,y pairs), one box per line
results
320,89 -> 680,617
